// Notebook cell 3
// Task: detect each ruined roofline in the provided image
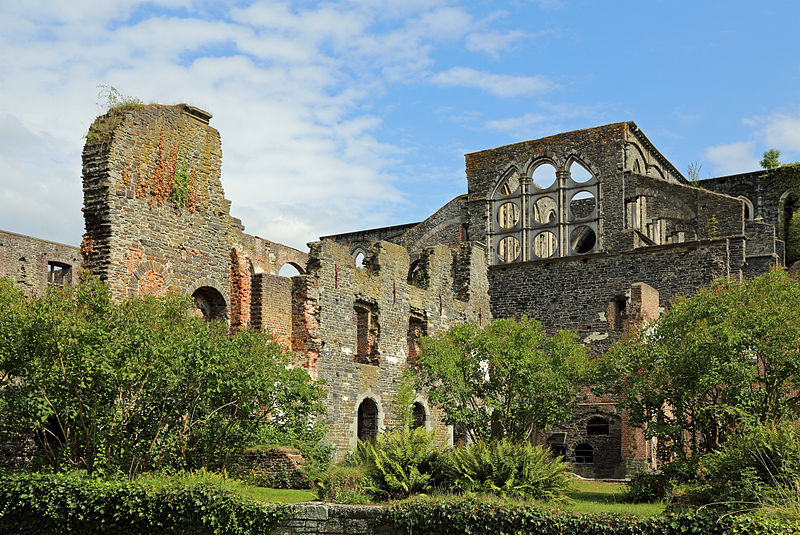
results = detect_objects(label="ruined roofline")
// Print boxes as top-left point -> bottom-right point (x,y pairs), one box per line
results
320,221 -> 422,241
464,121 -> 687,185
0,229 -> 79,250
464,121 -> 631,157
626,123 -> 687,184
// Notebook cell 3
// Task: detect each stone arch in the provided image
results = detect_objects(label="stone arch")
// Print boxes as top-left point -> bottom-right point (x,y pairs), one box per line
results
277,261 -> 305,277
565,155 -> 597,183
779,190 -> 800,265
737,196 -> 755,220
491,166 -> 522,199
646,164 -> 665,180
586,416 -> 610,435
625,142 -> 647,174
192,285 -> 227,321
129,260 -> 174,298
354,395 -> 383,444
351,247 -> 367,269
411,398 -> 430,430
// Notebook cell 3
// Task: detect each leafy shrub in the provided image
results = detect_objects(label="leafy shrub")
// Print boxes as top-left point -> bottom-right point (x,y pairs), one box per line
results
674,420 -> 800,507
381,495 -> 800,535
624,471 -> 668,503
0,471 -> 289,535
316,464 -> 371,504
434,439 -> 570,500
351,426 -> 438,500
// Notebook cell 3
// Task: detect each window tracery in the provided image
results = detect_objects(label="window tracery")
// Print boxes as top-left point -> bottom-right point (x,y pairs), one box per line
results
490,160 -> 599,264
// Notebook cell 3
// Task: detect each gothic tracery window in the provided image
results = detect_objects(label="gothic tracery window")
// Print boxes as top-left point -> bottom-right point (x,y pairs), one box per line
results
491,160 -> 599,264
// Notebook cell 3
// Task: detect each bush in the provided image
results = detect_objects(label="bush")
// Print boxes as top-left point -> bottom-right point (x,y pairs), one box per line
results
674,420 -> 800,507
351,426 -> 438,500
624,471 -> 668,504
0,472 -> 289,535
434,439 -> 570,500
316,464 -> 371,504
381,495 -> 800,535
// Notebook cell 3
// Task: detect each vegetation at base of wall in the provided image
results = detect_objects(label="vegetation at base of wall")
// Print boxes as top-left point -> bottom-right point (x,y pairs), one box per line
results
670,419 -> 800,508
349,426 -> 438,500
598,270 -> 800,464
0,472 -> 290,535
432,440 -> 571,501
381,495 -> 800,535
316,464 -> 373,504
414,316 -> 590,443
0,274 -> 326,477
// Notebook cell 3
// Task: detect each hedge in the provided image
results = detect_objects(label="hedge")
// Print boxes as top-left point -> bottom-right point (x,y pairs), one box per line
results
381,497 -> 800,535
0,473 -> 290,535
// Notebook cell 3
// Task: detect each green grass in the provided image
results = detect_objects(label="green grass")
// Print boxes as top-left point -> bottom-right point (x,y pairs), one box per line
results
557,479 -> 665,517
236,486 -> 317,504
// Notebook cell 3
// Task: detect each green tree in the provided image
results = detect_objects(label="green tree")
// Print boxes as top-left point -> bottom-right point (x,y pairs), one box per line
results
761,148 -> 781,170
0,274 -> 326,476
599,270 -> 800,463
414,317 -> 589,443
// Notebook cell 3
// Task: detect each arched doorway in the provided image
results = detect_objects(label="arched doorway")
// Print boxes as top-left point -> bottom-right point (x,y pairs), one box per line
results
411,402 -> 426,430
357,398 -> 378,442
192,286 -> 227,321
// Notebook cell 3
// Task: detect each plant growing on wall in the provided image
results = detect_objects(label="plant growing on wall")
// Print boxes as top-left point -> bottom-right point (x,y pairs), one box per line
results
413,317 -> 590,443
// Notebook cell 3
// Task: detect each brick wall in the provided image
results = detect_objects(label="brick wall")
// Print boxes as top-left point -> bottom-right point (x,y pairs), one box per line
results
252,273 -> 294,349
0,230 -> 81,297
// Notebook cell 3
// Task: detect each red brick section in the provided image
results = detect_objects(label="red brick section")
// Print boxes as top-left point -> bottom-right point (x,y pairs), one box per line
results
252,274 -> 293,350
138,270 -> 167,297
229,248 -> 251,332
291,277 -> 321,380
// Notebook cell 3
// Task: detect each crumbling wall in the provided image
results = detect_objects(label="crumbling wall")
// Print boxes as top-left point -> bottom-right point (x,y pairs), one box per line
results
292,239 -> 490,456
398,195 -> 469,252
0,230 -> 81,297
251,273 -> 294,349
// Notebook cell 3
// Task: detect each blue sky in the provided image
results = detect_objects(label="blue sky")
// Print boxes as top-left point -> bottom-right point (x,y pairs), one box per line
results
2,0 -> 799,250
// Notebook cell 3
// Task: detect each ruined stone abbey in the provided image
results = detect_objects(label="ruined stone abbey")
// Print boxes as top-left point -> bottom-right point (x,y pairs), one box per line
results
1,103 -> 791,478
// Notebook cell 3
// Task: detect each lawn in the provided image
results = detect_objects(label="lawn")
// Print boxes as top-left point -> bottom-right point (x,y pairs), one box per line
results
558,479 -> 665,517
236,486 -> 317,504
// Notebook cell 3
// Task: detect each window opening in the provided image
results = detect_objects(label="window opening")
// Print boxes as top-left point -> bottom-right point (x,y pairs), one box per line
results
570,226 -> 596,254
609,296 -> 627,331
407,313 -> 427,363
574,443 -> 594,464
278,263 -> 301,277
532,164 -> 556,189
357,398 -> 378,442
354,251 -> 366,269
355,301 -> 380,365
587,417 -> 610,435
407,260 -> 429,289
569,161 -> 593,183
47,262 -> 71,287
547,433 -> 567,459
192,286 -> 227,321
411,402 -> 426,430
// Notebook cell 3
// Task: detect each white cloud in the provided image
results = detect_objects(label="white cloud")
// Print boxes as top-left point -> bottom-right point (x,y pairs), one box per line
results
759,114 -> 800,152
704,141 -> 759,176
465,30 -> 529,57
430,67 -> 555,98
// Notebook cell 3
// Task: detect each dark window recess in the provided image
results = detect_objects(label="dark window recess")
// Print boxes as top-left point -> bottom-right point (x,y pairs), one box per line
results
587,417 -> 610,435
609,296 -> 627,331
47,262 -> 71,287
411,402 -> 426,430
453,425 -> 468,447
355,301 -> 380,365
550,443 -> 567,458
407,313 -> 427,363
357,398 -> 378,441
192,286 -> 228,321
575,443 -> 594,464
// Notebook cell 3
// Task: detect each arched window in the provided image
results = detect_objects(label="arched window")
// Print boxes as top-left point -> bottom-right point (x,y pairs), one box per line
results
278,262 -> 303,277
490,159 -> 599,264
354,251 -> 366,269
192,286 -> 227,321
574,443 -> 594,464
357,398 -> 379,442
737,196 -> 754,220
411,402 -> 426,430
587,417 -> 609,435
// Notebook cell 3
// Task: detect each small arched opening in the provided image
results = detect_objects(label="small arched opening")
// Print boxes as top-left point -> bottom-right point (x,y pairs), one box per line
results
737,196 -> 754,220
357,398 -> 379,442
354,250 -> 366,269
411,402 -> 427,430
278,262 -> 304,277
587,417 -> 610,436
192,286 -> 227,321
574,443 -> 594,464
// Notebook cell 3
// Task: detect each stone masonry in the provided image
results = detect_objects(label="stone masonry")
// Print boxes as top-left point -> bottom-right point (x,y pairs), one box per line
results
1,107 -> 790,477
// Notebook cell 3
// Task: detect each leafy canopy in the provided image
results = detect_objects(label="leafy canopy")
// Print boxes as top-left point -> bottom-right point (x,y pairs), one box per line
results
598,270 -> 800,463
761,148 -> 781,170
414,316 -> 589,443
0,273 -> 325,477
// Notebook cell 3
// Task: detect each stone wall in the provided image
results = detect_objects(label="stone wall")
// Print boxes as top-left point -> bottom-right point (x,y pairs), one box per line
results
0,230 -> 81,297
232,446 -> 310,489
292,239 -> 490,456
488,237 -> 743,355
397,195 -> 468,252
275,504 -> 401,535
322,223 -> 420,258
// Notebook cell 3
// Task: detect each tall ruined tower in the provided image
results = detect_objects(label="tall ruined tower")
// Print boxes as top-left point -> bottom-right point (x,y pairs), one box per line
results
81,104 -> 241,320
